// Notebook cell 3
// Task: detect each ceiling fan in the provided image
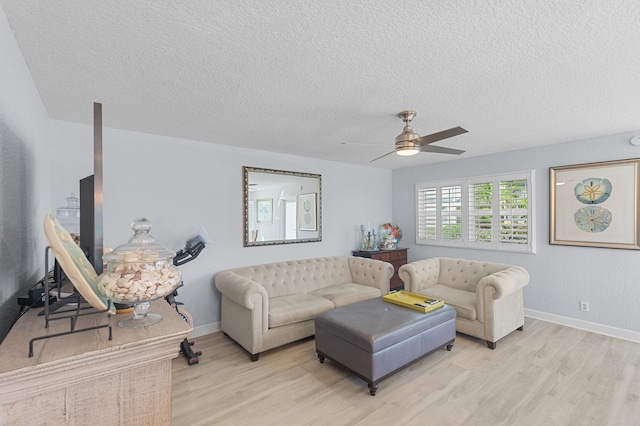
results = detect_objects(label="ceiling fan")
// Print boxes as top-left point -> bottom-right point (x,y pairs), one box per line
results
350,111 -> 468,162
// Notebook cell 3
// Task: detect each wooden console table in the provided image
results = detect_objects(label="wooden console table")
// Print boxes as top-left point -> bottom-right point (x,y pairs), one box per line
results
0,300 -> 191,425
352,247 -> 408,290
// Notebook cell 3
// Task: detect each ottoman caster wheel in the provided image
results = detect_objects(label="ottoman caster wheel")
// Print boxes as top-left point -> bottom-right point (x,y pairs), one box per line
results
446,342 -> 454,351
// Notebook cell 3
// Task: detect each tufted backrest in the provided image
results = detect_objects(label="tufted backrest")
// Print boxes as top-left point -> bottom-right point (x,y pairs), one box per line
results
227,256 -> 354,298
437,257 -> 509,292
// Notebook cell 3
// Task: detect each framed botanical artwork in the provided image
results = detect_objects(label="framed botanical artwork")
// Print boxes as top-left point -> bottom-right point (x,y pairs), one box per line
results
298,193 -> 317,231
256,199 -> 273,223
550,158 -> 640,249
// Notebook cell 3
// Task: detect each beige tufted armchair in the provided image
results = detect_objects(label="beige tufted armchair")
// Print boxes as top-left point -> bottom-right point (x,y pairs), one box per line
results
399,257 -> 529,349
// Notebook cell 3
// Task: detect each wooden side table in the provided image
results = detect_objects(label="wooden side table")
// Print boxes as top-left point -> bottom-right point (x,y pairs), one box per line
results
352,248 -> 408,290
0,300 -> 191,425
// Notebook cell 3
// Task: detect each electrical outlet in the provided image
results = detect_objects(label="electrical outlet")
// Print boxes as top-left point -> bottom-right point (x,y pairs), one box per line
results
580,301 -> 589,312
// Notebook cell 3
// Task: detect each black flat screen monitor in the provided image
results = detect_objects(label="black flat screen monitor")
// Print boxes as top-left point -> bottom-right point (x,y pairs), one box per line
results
80,175 -> 103,275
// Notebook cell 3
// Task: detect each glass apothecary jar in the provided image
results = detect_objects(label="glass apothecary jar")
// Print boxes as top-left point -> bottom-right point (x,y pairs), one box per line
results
56,193 -> 81,242
97,217 -> 181,328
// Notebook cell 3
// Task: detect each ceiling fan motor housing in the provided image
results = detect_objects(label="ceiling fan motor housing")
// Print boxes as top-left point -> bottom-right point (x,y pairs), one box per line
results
395,111 -> 421,155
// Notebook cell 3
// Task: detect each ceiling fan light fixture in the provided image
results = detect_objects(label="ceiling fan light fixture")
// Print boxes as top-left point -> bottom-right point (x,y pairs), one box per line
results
395,122 -> 421,156
395,141 -> 421,156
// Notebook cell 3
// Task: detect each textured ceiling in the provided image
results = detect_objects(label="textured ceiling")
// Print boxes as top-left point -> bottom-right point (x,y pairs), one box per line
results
2,1 -> 640,169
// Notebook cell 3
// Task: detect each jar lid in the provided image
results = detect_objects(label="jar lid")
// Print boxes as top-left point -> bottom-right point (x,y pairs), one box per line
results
103,218 -> 176,263
57,193 -> 80,211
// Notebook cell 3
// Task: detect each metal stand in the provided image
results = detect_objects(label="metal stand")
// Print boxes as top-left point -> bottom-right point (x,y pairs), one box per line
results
28,247 -> 113,357
165,239 -> 207,365
165,284 -> 201,365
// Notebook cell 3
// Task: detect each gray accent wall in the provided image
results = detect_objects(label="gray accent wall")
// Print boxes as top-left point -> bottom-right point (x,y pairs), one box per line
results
393,132 -> 640,335
0,6 -> 50,342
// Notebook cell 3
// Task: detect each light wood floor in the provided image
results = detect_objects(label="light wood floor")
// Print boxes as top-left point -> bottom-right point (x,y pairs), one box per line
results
171,318 -> 640,425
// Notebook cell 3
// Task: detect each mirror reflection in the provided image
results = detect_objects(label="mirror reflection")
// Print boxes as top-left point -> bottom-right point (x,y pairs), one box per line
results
243,166 -> 322,246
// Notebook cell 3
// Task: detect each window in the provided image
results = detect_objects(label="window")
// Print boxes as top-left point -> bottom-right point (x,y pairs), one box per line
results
416,171 -> 535,253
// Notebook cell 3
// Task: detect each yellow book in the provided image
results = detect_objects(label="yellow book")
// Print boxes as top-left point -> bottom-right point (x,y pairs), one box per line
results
382,291 -> 444,313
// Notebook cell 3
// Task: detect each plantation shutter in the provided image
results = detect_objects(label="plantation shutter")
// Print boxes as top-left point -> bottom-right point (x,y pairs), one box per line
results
441,185 -> 462,242
415,171 -> 535,253
416,186 -> 437,241
499,178 -> 529,247
468,181 -> 493,244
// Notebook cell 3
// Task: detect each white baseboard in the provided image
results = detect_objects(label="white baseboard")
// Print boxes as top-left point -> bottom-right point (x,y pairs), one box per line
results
189,314 -> 640,344
525,309 -> 640,344
189,321 -> 221,338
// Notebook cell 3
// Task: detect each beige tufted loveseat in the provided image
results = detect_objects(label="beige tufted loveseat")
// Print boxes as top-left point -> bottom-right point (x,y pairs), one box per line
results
399,257 -> 529,349
215,256 -> 394,361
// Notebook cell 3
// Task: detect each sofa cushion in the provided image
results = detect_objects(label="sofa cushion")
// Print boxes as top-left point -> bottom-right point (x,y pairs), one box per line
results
415,284 -> 477,322
269,294 -> 334,328
310,283 -> 381,308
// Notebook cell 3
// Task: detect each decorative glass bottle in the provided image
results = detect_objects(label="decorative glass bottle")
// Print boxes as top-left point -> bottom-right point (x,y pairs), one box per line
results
359,224 -> 367,250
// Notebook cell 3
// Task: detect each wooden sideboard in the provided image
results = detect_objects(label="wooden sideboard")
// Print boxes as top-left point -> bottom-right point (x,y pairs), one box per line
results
0,300 -> 191,426
352,248 -> 408,290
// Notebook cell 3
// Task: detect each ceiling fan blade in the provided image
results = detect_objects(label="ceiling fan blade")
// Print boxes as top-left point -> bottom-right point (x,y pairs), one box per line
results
369,150 -> 396,162
416,126 -> 468,145
421,145 -> 465,155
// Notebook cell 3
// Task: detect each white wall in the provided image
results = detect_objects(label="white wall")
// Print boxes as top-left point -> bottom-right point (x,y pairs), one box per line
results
393,131 -> 640,339
50,120 -> 392,335
0,6 -> 51,342
47,120 -> 640,340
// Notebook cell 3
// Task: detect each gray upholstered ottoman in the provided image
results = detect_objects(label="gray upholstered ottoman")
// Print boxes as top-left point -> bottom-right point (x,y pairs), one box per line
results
315,297 -> 456,395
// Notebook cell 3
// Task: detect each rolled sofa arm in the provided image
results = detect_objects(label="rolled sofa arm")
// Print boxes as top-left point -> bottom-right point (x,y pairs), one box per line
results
477,266 -> 530,299
215,270 -> 269,309
398,258 -> 441,293
348,257 -> 394,294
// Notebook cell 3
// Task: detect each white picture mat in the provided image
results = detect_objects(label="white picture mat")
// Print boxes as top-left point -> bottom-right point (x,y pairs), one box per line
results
553,162 -> 637,245
298,193 -> 317,231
